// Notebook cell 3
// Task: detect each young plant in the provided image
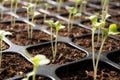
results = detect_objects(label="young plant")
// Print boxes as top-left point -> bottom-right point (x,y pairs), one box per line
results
0,30 -> 12,68
45,20 -> 65,58
23,50 -> 50,80
79,0 -> 87,13
1,0 -> 5,20
53,21 -> 65,58
56,0 -> 63,12
26,3 -> 33,39
12,0 -> 19,27
45,20 -> 54,58
89,14 -> 120,80
67,7 -> 77,32
43,4 -> 49,24
75,0 -> 81,12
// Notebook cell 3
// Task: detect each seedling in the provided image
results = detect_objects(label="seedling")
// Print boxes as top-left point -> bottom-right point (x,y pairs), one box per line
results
10,0 -> 14,27
53,21 -> 65,58
75,0 -> 81,11
45,20 -> 65,58
67,7 -> 77,32
0,30 -> 12,68
79,0 -> 87,13
26,3 -> 33,39
43,4 -> 49,24
89,14 -> 120,80
44,20 -> 54,58
57,0 -> 63,12
23,50 -> 50,80
1,0 -> 5,20
12,0 -> 19,27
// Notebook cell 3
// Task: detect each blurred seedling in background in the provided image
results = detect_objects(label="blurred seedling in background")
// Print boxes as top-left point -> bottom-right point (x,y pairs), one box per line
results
66,7 -> 81,32
57,0 -> 63,12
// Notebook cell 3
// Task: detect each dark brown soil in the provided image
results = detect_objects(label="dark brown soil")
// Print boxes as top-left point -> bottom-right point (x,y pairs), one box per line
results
3,2 -> 24,9
109,15 -> 120,22
0,14 -> 14,21
107,50 -> 120,65
1,41 -> 9,51
47,7 -> 68,15
73,35 -> 120,53
16,10 -> 44,18
47,24 -> 91,37
0,22 -> 28,31
34,16 -> 68,26
61,13 -> 89,22
7,30 -> 52,46
58,61 -> 120,80
0,53 -> 33,80
27,42 -> 87,65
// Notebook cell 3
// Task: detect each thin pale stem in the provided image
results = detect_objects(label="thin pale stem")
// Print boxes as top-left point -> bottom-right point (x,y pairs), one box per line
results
12,0 -> 18,27
95,36 -> 107,79
1,0 -> 5,20
0,39 -> 2,68
67,13 -> 72,32
11,0 -> 14,26
44,5 -> 48,23
50,27 -> 54,58
92,28 -> 96,80
32,65 -> 38,80
54,29 -> 58,58
27,6 -> 30,38
57,0 -> 62,12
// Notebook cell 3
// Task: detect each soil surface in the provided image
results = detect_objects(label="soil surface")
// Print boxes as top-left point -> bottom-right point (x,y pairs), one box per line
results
0,22 -> 28,31
47,24 -> 91,37
0,53 -> 33,80
73,35 -> 120,53
34,16 -> 68,26
27,42 -> 87,65
3,2 -> 24,9
47,7 -> 68,15
1,41 -> 9,51
7,30 -> 52,46
58,62 -> 120,80
0,14 -> 14,21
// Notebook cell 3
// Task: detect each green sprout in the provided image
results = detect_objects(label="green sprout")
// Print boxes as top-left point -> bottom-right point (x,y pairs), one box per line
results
43,4 -> 49,24
26,3 -> 33,39
45,20 -> 65,58
23,50 -> 50,80
1,0 -> 5,20
57,0 -> 63,12
44,20 -> 54,58
89,15 -> 103,80
67,7 -> 77,32
89,14 -> 120,80
75,0 -> 81,11
79,0 -> 87,13
53,21 -> 64,58
0,30 -> 12,68
10,0 -> 14,27
12,0 -> 19,27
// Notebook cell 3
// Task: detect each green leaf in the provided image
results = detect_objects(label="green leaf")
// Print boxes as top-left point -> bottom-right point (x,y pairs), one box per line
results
74,12 -> 82,17
31,54 -> 50,65
109,24 -> 120,35
75,0 -> 81,3
89,15 -> 98,24
44,20 -> 54,27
